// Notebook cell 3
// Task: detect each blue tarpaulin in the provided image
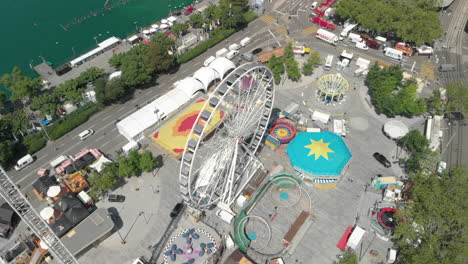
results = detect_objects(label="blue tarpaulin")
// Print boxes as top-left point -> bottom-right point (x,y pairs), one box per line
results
41,119 -> 52,126
286,131 -> 352,176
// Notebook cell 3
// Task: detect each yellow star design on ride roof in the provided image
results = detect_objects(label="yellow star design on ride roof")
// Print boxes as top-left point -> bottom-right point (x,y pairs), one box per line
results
304,139 -> 334,160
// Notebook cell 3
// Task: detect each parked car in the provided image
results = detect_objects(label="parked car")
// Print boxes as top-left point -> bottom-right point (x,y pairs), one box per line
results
251,48 -> 263,55
170,202 -> 184,218
78,129 -> 94,140
14,154 -> 34,171
242,52 -> 254,62
108,194 -> 126,203
226,50 -> 239,59
373,152 -> 391,168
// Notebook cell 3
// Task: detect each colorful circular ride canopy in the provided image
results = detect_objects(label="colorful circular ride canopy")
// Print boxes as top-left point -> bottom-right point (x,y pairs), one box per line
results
286,131 -> 352,178
270,119 -> 297,144
378,208 -> 398,229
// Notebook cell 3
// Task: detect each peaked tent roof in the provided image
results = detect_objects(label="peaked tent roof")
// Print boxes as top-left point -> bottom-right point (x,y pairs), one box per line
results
174,77 -> 205,97
286,131 -> 352,176
192,67 -> 218,90
208,57 -> 235,79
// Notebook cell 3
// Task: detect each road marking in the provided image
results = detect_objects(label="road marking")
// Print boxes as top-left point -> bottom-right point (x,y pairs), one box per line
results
117,106 -> 127,112
145,90 -> 153,96
111,127 -> 117,131
170,76 -> 177,81
35,154 -> 49,162
102,141 -> 111,147
273,10 -> 286,16
17,162 -> 49,185
97,135 -> 105,141
268,29 -> 282,47
103,115 -> 112,121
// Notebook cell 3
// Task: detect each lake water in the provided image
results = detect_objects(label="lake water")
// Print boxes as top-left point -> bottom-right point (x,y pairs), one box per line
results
0,0 -> 195,98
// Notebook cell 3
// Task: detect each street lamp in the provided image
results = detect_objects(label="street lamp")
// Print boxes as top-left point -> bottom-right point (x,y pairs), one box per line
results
93,36 -> 98,45
133,21 -> 139,32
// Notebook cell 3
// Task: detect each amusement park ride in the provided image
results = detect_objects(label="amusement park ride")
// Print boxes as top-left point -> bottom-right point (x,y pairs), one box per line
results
179,63 -> 275,214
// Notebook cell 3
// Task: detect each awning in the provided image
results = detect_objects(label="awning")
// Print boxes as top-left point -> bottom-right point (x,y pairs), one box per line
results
336,226 -> 353,250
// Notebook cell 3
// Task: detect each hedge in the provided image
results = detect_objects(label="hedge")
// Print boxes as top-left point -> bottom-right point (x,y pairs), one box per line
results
23,132 -> 47,154
244,11 -> 258,23
48,103 -> 102,140
178,27 -> 237,63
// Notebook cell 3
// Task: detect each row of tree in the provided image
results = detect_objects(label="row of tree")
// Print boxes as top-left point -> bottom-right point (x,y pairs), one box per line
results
394,129 -> 466,263
88,150 -> 161,199
334,0 -> 442,46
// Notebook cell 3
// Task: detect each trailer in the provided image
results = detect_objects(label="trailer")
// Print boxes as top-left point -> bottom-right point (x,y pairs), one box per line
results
311,17 -> 336,30
316,29 -> 338,45
293,45 -> 311,55
347,33 -> 362,43
339,23 -> 358,40
416,45 -> 433,55
395,42 -> 414,56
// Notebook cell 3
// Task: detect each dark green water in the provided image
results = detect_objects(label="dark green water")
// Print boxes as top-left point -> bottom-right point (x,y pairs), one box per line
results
0,0 -> 194,98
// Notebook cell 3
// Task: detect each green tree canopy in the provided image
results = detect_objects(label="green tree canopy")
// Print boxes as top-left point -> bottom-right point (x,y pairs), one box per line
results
444,81 -> 468,116
30,93 -> 60,117
334,0 -> 442,45
118,154 -> 139,178
308,51 -> 322,67
171,23 -> 189,38
286,58 -> 301,81
267,55 -> 285,85
138,150 -> 159,172
88,162 -> 119,193
204,4 -> 222,22
0,67 -> 42,101
0,141 -> 14,168
4,110 -> 31,137
339,250 -> 359,264
302,61 -> 313,75
76,67 -> 104,84
218,0 -> 249,29
55,79 -> 84,104
0,92 -> 6,110
188,13 -> 208,28
394,168 -> 467,264
366,65 -> 426,117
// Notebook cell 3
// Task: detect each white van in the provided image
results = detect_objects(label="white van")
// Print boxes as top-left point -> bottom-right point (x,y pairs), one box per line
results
78,129 -> 94,140
355,41 -> 369,50
203,56 -> 216,67
228,43 -> 241,51
384,48 -> 403,60
14,154 -> 34,171
226,50 -> 239,59
239,37 -> 251,47
347,33 -> 362,43
50,155 -> 70,168
387,248 -> 397,263
324,55 -> 333,71
122,140 -> 140,154
215,48 -> 229,58
216,209 -> 235,224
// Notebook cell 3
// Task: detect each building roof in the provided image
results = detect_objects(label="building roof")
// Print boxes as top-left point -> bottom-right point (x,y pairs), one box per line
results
256,47 -> 285,63
286,131 -> 352,176
208,57 -> 235,79
224,249 -> 255,264
61,208 -> 114,256
192,67 -> 218,90
174,77 -> 205,97
33,176 -> 58,195
383,120 -> 409,139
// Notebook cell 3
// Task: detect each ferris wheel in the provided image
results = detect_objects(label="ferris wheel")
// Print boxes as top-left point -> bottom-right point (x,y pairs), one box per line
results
179,63 -> 275,209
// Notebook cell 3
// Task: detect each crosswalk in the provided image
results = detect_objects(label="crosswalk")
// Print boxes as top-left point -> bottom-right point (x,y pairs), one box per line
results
302,26 -> 318,36
274,25 -> 288,35
419,61 -> 435,80
260,14 -> 276,25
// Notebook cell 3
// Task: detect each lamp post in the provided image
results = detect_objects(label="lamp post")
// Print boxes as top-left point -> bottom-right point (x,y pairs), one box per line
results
133,21 -> 139,32
93,36 -> 98,45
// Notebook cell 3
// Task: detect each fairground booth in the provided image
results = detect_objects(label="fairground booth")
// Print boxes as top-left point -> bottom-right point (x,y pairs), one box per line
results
286,131 -> 352,188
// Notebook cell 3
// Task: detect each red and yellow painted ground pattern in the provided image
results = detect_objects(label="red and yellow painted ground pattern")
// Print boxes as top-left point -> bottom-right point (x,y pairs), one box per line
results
152,99 -> 224,157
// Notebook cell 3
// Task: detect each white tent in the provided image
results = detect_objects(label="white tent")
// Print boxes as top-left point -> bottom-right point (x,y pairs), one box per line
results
347,226 -> 366,250
312,111 -> 330,124
174,77 -> 205,97
151,24 -> 159,29
149,28 -> 157,34
117,88 -> 191,141
193,67 -> 218,90
208,57 -> 235,79
108,71 -> 122,80
167,16 -> 177,22
89,155 -> 112,172
160,24 -> 169,29
383,120 -> 409,139
161,19 -> 168,24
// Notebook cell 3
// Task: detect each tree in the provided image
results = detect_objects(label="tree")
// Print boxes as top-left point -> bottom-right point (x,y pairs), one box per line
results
0,141 -> 14,168
267,55 -> 285,85
105,77 -> 127,102
145,40 -> 176,73
286,58 -> 301,81
204,4 -> 222,22
4,110 -> 31,137
151,33 -> 176,51
88,162 -> 119,193
218,0 -> 249,29
55,79 -> 85,104
139,150 -> 159,172
394,168 -> 467,264
426,89 -> 445,115
118,155 -> 139,178
76,67 -> 104,84
284,43 -> 294,60
171,23 -> 189,38
444,81 -> 468,116
399,130 -> 429,154
334,0 -> 442,46
0,67 -> 41,101
188,13 -> 208,28
0,92 -> 6,110
308,51 -> 322,67
0,119 -> 13,141
94,77 -> 108,105
302,61 -> 313,75
30,93 -> 60,116
339,250 -> 359,264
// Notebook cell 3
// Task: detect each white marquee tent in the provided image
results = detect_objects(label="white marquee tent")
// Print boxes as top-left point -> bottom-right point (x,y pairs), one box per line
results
383,120 -> 409,139
193,67 -> 218,90
208,57 -> 235,79
89,155 -> 112,172
174,77 -> 205,97
117,88 -> 191,141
